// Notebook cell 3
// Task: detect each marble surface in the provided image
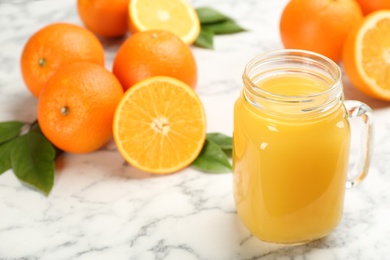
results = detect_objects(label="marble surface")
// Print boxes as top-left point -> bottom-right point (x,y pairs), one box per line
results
1,0 -> 390,259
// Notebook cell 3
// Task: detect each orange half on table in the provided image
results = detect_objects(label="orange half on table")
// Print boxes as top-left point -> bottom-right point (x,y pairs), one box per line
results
113,76 -> 206,174
128,0 -> 200,44
343,10 -> 390,101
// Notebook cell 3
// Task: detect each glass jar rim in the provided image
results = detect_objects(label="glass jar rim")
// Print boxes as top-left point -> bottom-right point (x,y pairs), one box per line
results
242,49 -> 342,100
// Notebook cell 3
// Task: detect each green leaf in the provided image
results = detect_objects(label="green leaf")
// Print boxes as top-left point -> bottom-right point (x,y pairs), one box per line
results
206,133 -> 232,152
192,140 -> 232,173
10,131 -> 55,195
202,20 -> 246,35
196,7 -> 230,24
0,121 -> 24,144
0,140 -> 16,175
30,121 -> 63,157
29,121 -> 42,134
223,149 -> 232,158
194,28 -> 214,49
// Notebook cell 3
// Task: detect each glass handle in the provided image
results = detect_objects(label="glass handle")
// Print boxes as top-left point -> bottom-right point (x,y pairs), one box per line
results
344,100 -> 374,188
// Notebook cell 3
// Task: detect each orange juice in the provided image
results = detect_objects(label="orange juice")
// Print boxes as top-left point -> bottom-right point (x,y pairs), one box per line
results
233,72 -> 351,244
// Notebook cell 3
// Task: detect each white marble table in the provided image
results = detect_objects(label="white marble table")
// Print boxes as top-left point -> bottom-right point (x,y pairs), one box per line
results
1,0 -> 390,259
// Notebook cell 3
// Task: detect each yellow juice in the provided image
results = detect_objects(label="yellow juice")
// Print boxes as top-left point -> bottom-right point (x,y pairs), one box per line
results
233,73 -> 351,243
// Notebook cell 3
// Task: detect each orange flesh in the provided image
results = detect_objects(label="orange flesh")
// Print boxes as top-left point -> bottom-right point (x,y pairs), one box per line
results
362,17 -> 390,91
114,76 -> 206,174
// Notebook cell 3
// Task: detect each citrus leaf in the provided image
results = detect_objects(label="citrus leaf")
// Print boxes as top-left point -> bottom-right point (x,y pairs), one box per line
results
202,20 -> 246,35
194,28 -> 214,49
0,121 -> 24,144
29,121 -> 42,134
223,149 -> 232,158
10,131 -> 55,195
192,140 -> 232,173
196,7 -> 230,24
206,133 -> 232,157
206,133 -> 232,151
0,140 -> 16,175
30,121 -> 63,157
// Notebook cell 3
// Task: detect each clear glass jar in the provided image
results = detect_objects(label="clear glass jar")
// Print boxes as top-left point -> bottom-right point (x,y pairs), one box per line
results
233,49 -> 373,244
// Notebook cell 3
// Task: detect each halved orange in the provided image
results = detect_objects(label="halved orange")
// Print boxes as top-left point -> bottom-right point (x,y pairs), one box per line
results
128,0 -> 200,45
113,76 -> 206,174
343,10 -> 390,101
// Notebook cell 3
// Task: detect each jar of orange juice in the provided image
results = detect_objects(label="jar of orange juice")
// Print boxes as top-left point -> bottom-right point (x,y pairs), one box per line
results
233,49 -> 373,244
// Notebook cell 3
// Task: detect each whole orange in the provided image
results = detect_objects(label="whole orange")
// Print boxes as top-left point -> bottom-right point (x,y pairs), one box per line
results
38,62 -> 124,154
279,0 -> 363,62
21,23 -> 105,98
355,0 -> 390,15
112,30 -> 197,91
77,0 -> 130,37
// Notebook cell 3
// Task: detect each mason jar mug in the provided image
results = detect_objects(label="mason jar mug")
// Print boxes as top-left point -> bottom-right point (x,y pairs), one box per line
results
233,49 -> 373,244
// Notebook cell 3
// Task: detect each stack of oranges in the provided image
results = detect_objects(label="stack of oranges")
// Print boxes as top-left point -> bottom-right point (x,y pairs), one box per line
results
280,0 -> 390,101
20,0 -> 206,174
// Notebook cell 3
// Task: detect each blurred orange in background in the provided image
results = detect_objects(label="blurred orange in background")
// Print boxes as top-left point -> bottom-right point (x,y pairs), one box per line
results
127,0 -> 200,44
279,0 -> 363,63
77,0 -> 130,37
355,0 -> 390,16
342,10 -> 390,101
